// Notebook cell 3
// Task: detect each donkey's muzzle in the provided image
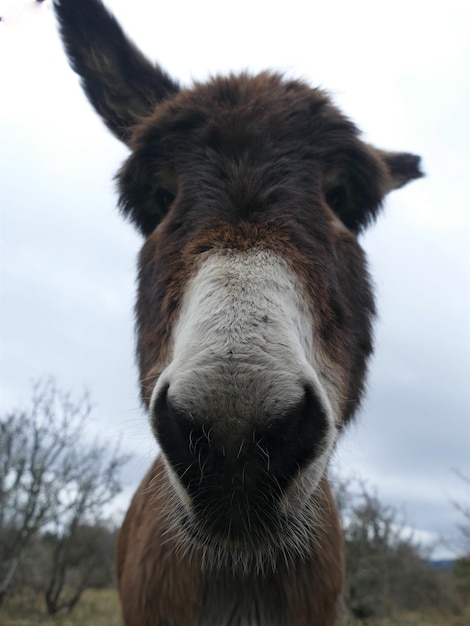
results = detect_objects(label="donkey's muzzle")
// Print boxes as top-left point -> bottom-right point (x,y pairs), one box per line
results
152,379 -> 329,535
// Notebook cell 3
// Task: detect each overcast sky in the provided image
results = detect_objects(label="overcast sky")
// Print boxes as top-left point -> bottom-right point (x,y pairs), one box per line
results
1,0 -> 469,559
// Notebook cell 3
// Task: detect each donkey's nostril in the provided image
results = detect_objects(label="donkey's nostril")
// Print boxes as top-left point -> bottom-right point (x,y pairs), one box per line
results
152,383 -> 208,489
154,383 -> 188,441
153,382 -> 170,416
256,383 -> 329,489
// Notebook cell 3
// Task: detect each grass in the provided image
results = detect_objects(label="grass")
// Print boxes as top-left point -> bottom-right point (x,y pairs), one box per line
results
0,588 -> 121,626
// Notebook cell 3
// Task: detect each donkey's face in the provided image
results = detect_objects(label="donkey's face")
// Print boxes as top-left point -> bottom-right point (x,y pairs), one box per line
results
55,0 -> 422,571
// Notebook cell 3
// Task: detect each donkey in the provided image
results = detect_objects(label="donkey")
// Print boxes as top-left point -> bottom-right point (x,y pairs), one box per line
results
53,1 -> 423,624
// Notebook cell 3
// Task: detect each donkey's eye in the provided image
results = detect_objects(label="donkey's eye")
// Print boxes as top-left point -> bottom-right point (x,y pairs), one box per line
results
155,188 -> 176,213
325,186 -> 347,212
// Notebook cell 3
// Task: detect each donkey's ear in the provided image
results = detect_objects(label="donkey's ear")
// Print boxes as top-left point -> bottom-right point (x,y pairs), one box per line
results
324,142 -> 423,234
374,149 -> 424,192
53,0 -> 179,145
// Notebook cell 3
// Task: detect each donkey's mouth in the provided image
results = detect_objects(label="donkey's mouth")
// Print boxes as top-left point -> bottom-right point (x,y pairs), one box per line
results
174,478 -> 322,574
161,426 -> 333,572
192,485 -> 280,541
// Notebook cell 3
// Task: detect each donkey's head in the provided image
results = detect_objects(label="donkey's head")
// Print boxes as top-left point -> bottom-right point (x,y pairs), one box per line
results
55,0 -> 422,572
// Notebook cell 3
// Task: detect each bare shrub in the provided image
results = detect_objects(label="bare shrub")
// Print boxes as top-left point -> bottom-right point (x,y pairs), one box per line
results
0,378 -> 128,613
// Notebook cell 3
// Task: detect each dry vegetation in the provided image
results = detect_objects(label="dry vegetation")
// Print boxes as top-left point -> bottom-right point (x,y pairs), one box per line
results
0,588 -> 121,626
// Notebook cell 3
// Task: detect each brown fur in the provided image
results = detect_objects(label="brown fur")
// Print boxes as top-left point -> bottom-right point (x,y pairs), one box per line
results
53,1 -> 423,624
